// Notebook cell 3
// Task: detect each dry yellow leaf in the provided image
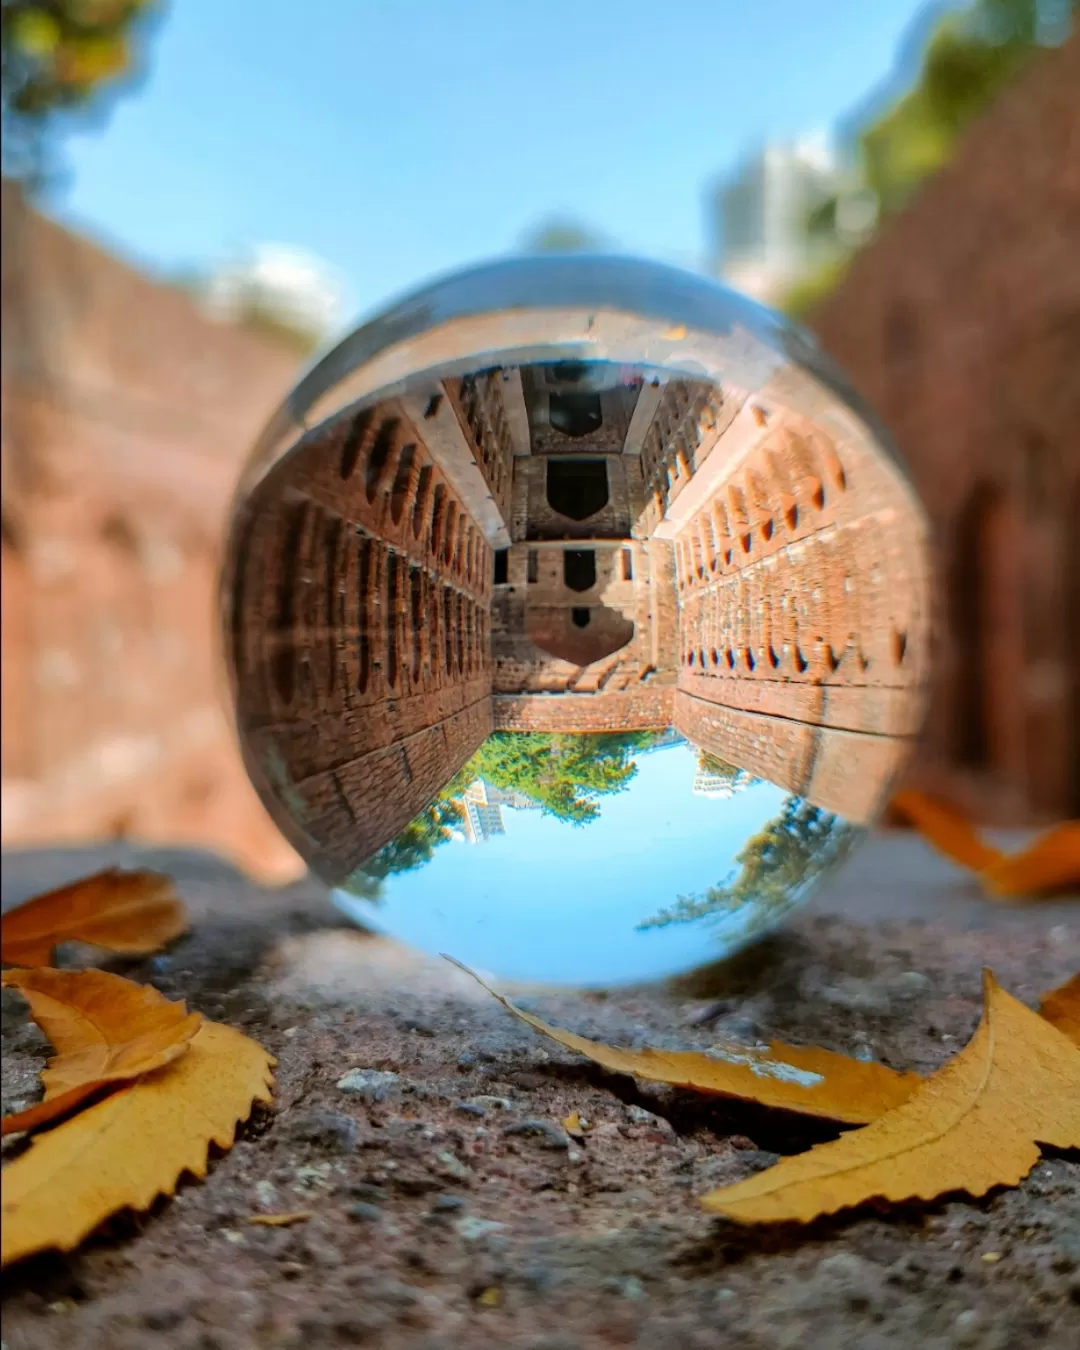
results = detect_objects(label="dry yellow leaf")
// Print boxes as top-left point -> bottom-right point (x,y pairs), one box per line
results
1,1020 -> 275,1267
981,823 -> 1080,899
1,868 -> 188,967
248,1210 -> 312,1227
1,968 -> 202,1136
890,793 -> 1080,900
562,1110 -> 587,1137
701,971 -> 1080,1224
1040,973 -> 1080,1048
448,957 -> 920,1125
889,791 -> 1004,873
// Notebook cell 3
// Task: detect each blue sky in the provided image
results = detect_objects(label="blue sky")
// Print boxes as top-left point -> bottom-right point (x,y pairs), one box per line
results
334,743 -> 791,986
52,0 -> 944,324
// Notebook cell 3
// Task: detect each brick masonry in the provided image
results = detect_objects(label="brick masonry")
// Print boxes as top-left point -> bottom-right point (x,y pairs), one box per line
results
7,47 -> 1072,886
0,182 -> 305,880
809,35 -> 1080,822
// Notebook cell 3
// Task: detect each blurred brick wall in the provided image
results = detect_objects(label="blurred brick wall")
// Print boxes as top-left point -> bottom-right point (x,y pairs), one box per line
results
810,36 -> 1080,823
0,183 -> 305,879
493,689 -> 673,732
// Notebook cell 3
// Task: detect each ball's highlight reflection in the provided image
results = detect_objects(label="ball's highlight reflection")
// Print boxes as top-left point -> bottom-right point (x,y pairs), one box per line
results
223,258 -> 931,985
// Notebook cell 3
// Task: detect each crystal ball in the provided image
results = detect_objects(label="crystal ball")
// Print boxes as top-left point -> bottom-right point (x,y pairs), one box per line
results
221,256 -> 930,986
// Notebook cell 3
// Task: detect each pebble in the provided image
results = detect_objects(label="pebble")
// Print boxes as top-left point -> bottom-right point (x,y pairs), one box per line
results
434,1149 -> 471,1181
347,1202 -> 382,1223
293,1163 -> 335,1191
431,1194 -> 466,1213
890,971 -> 932,999
454,1101 -> 486,1117
254,1180 -> 278,1209
712,1016 -> 762,1045
854,1043 -> 875,1062
468,1095 -> 514,1112
624,1104 -> 675,1136
399,1017 -> 436,1037
601,1275 -> 646,1300
455,1216 -> 505,1241
302,1232 -> 344,1268
683,998 -> 734,1026
283,1109 -> 358,1152
817,978 -> 893,1014
503,1120 -> 571,1150
347,1182 -> 387,1203
336,1068 -> 402,1102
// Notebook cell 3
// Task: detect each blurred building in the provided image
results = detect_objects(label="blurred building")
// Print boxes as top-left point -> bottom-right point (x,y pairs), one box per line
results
483,783 -> 540,810
709,138 -> 851,305
809,34 -> 1080,823
692,754 -> 749,799
3,35 -> 1072,888
457,780 -> 506,844
232,341 -> 927,877
0,183 -> 305,880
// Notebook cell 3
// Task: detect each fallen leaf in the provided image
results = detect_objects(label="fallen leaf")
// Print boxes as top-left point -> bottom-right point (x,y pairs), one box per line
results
1039,973 -> 1080,1047
1,869 -> 188,967
981,823 -> 1080,899
889,793 -> 1080,899
889,791 -> 1003,873
562,1110 -> 588,1138
1,968 -> 202,1136
701,971 -> 1080,1224
447,957 -> 920,1125
1,1020 -> 275,1267
248,1210 -> 312,1228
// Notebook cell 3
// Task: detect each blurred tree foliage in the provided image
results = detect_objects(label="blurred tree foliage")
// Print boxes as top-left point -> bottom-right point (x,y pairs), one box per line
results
783,0 -> 1076,318
452,731 -> 656,825
362,798 -> 466,880
343,730 -> 659,896
521,218 -> 611,254
697,750 -> 754,789
2,0 -> 163,186
638,798 -> 858,935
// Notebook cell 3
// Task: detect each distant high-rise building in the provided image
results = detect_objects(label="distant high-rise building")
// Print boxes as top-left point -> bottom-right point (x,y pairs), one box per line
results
458,779 -> 507,843
692,751 -> 751,799
483,783 -> 540,811
692,770 -> 738,799
709,139 -> 847,305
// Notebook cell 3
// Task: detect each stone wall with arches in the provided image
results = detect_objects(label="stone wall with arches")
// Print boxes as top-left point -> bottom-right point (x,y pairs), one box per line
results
231,397 -> 494,876
668,413 -> 929,819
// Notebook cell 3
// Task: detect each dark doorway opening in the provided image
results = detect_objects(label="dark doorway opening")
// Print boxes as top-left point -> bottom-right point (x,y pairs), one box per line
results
549,392 -> 603,438
564,549 -> 596,593
571,607 -> 591,628
950,482 -> 1021,776
546,459 -> 608,521
493,548 -> 509,585
1068,481 -> 1080,813
951,485 -> 995,769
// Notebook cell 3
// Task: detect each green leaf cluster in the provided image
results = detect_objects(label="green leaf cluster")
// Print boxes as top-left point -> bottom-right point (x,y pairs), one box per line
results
2,0 -> 161,183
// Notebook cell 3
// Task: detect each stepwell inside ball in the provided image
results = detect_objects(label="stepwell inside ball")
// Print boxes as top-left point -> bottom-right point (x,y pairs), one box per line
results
222,257 -> 931,987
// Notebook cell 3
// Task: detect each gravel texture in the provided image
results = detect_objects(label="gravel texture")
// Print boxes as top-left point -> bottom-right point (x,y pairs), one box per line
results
1,839 -> 1078,1350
